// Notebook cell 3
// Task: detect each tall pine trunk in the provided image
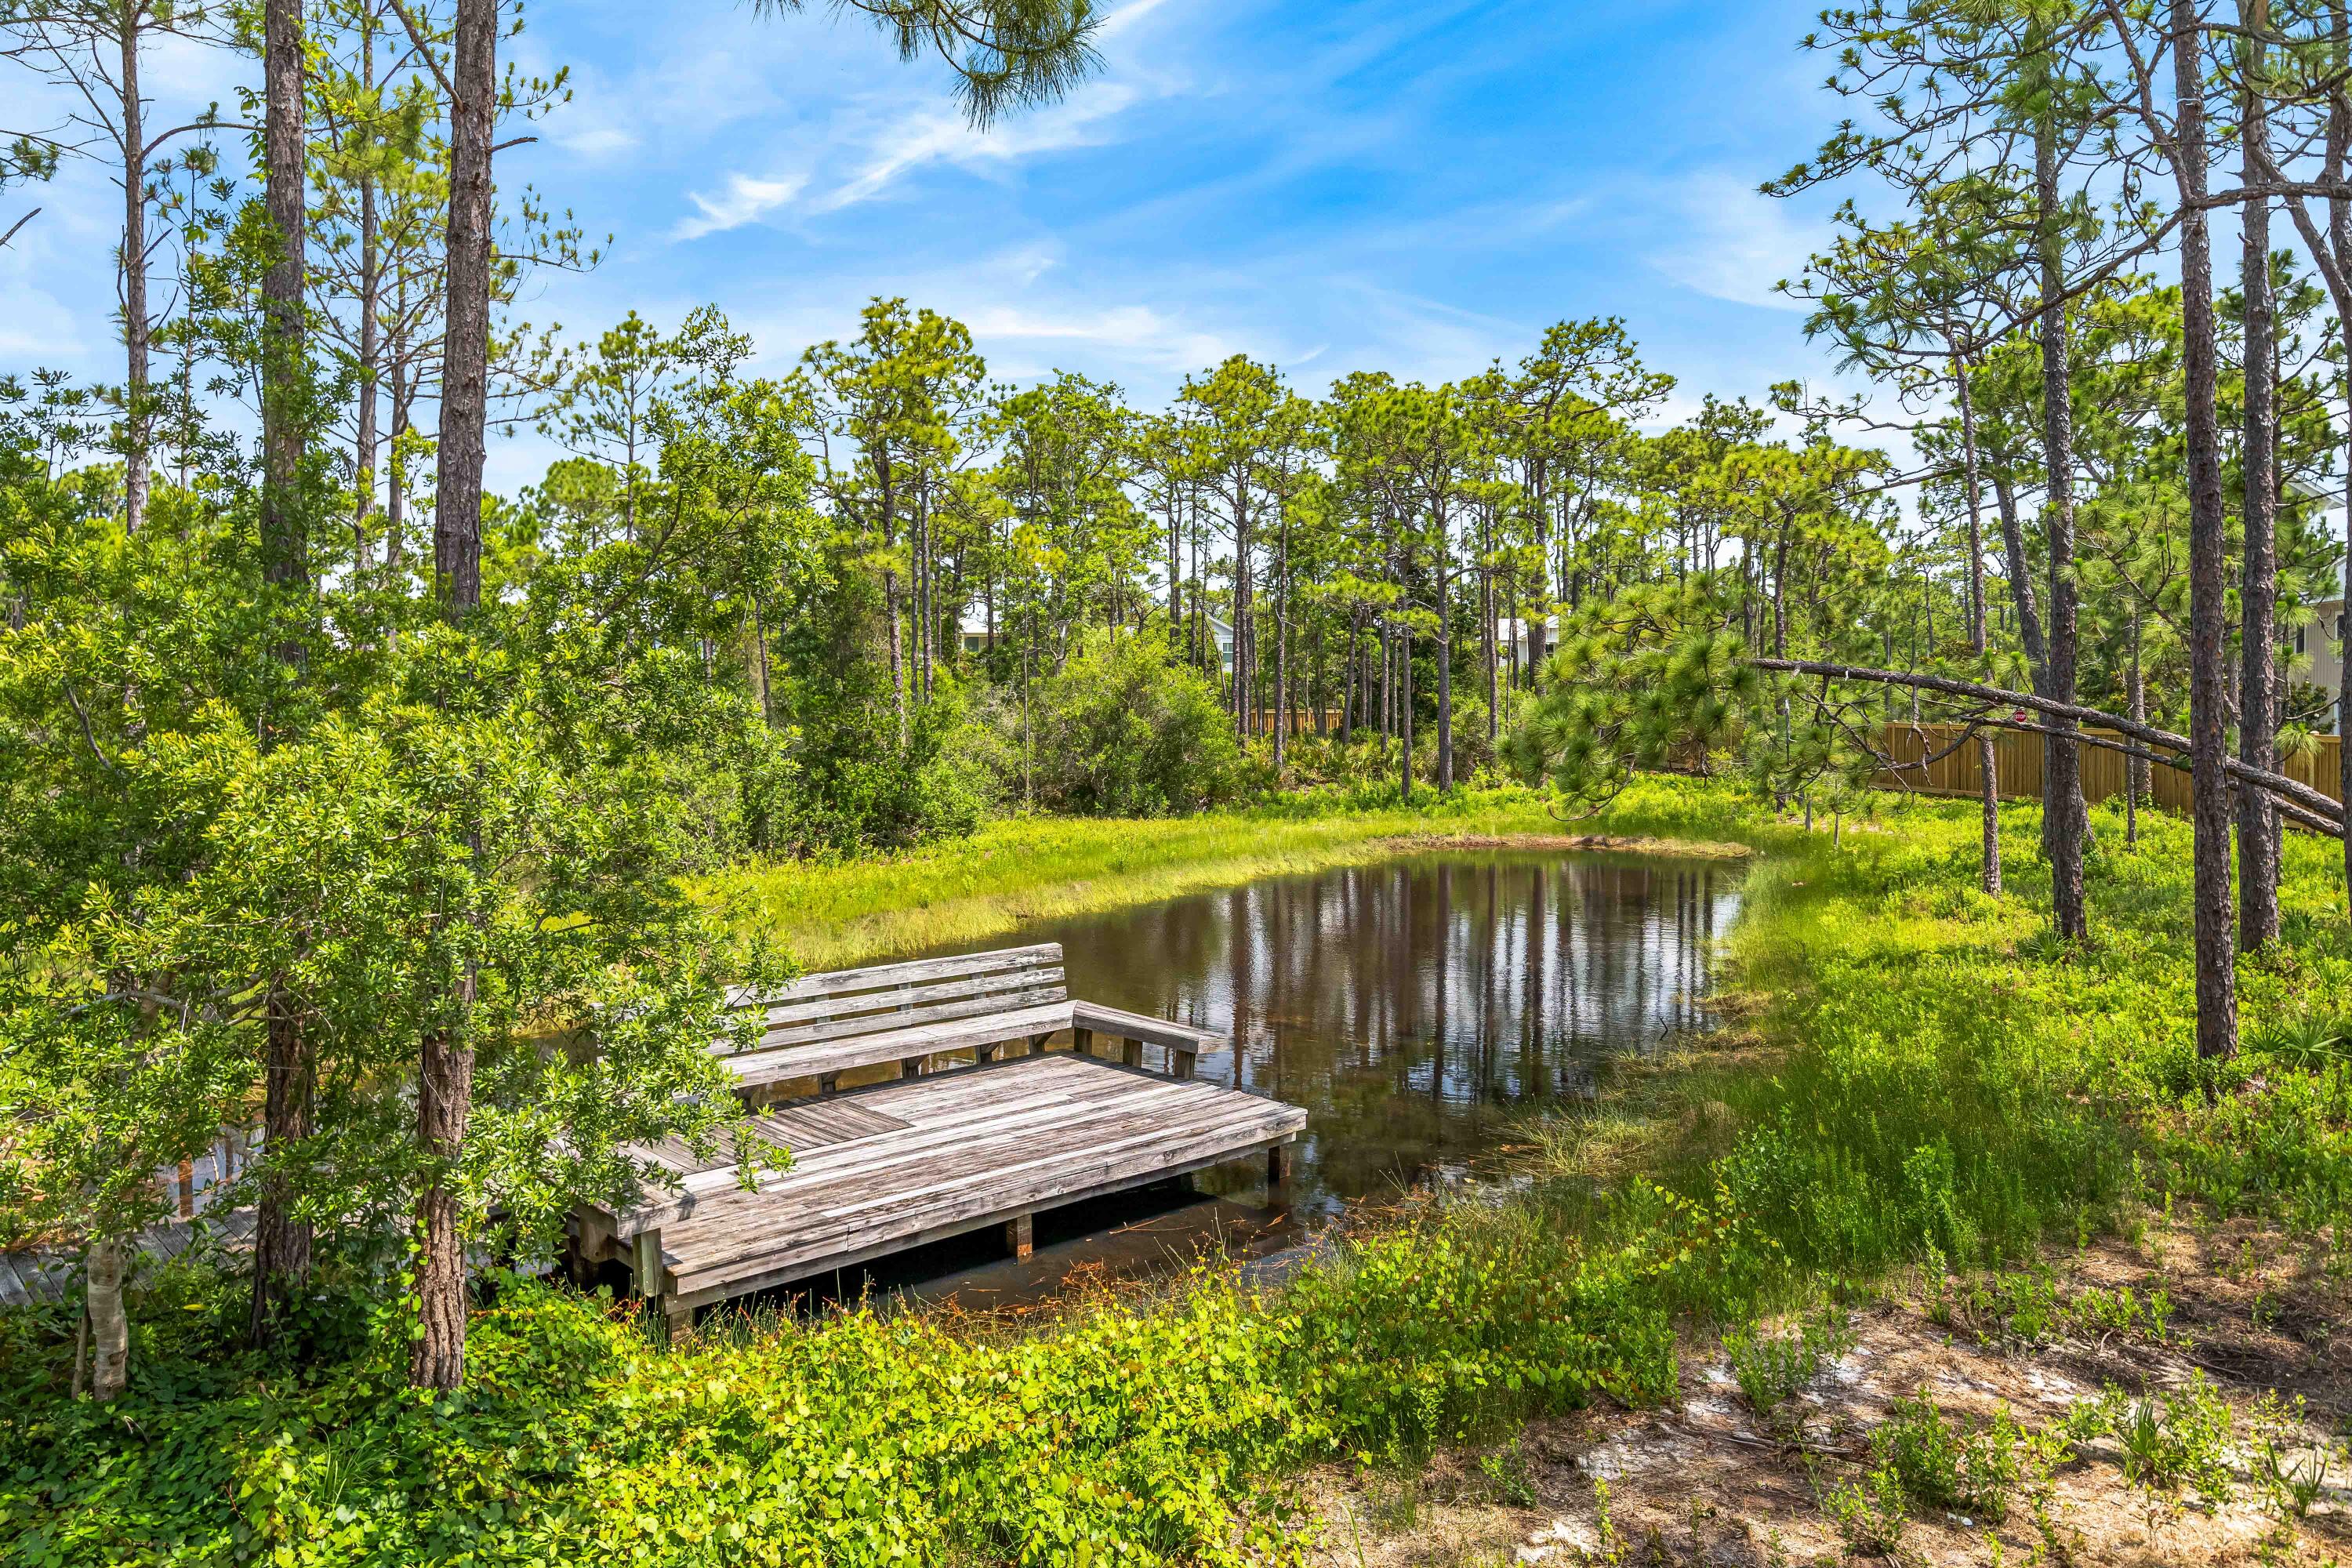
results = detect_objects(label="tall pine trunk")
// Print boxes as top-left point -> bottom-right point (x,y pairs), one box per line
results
2173,0 -> 2241,1063
1272,503 -> 1289,771
2032,104 -> 2087,943
250,0 -> 314,1347
1397,618 -> 1414,803
354,101 -> 380,568
1955,349 -> 2001,895
1436,521 -> 1454,792
118,8 -> 151,537
412,0 -> 496,1392
2238,0 -> 2281,949
249,987 -> 315,1343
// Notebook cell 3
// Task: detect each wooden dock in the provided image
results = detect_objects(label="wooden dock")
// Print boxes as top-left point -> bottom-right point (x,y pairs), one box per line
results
574,945 -> 1308,1330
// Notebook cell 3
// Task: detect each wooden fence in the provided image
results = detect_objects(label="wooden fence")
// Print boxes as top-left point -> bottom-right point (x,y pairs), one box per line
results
1871,723 -> 2345,811
1250,708 -> 1345,738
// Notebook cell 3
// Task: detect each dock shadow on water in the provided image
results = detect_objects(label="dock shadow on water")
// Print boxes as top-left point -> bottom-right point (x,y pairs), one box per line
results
750,848 -> 1742,1322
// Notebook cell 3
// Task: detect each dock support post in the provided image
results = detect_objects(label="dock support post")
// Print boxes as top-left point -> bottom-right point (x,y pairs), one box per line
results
901,1055 -> 927,1080
1028,1031 -> 1052,1055
1073,1026 -> 1093,1057
1267,1144 -> 1291,1189
975,1042 -> 998,1064
633,1226 -> 667,1302
818,1072 -> 839,1098
1120,1037 -> 1142,1068
1005,1212 -> 1033,1260
662,1298 -> 691,1344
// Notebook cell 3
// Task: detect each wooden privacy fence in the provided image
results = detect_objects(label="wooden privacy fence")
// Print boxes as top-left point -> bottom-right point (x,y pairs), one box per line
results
1250,708 -> 1345,738
1871,723 -> 2346,812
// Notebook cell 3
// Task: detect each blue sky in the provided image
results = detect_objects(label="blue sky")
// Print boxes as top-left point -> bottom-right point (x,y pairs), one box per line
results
4,0 -> 1857,490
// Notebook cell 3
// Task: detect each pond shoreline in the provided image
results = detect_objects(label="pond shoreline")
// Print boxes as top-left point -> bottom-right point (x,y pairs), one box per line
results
706,791 -> 1754,971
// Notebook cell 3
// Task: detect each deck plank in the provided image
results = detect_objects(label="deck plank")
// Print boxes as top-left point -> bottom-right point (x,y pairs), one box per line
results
605,1053 -> 1306,1305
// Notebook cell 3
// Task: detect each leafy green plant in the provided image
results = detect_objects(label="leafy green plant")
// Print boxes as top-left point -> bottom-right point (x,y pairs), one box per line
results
1817,1461 -> 1910,1555
1475,1438 -> 1538,1508
2249,1011 -> 2352,1073
1721,1303 -> 1853,1419
1870,1391 -> 2057,1522
2077,1374 -> 2238,1516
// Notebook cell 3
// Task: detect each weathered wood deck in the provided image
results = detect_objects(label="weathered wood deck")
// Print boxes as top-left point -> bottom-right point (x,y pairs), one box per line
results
4,947 -> 1308,1324
577,1044 -> 1307,1330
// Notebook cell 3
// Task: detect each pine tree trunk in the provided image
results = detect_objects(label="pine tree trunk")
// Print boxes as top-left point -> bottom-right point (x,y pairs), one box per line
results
1954,355 -> 2000,895
354,147 -> 379,569
248,0 -> 314,1341
1398,620 -> 1414,803
2033,105 -> 2087,945
412,997 -> 475,1390
1167,496 -> 1183,659
1436,527 -> 1454,793
118,10 -> 151,538
1272,505 -> 1289,771
2173,0 -> 2241,1064
432,0 -> 492,615
412,0 -> 497,1392
260,0 -> 308,616
2332,6 -> 2352,913
2238,0 -> 2282,950
1482,543 -> 1497,742
2128,608 -> 2147,848
387,372 -> 411,575
1990,473 -> 2052,697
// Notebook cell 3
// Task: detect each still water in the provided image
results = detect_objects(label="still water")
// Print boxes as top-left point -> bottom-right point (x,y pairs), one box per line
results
820,849 -> 1742,1311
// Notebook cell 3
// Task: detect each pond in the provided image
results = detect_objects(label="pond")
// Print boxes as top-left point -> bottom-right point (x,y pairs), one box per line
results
801,847 -> 1744,1313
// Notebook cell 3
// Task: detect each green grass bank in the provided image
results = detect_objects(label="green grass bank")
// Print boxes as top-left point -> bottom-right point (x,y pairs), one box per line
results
7,779 -> 2352,1566
697,784 -> 1744,968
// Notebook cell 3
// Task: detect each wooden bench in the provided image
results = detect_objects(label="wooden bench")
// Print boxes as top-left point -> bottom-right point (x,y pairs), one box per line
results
573,944 -> 1305,1334
713,943 -> 1222,1095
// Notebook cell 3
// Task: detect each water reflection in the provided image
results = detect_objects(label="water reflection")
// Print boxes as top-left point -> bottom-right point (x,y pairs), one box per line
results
1012,850 -> 1743,1214
761,850 -> 1742,1319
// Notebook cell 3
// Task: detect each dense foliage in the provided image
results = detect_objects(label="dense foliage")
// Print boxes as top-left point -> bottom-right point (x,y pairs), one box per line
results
1023,633 -> 1243,816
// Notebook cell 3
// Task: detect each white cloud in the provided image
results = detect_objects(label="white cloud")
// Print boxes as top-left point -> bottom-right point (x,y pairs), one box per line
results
672,172 -> 809,241
1097,0 -> 1182,42
962,301 -> 1237,372
662,68 -> 1147,238
812,80 -> 1144,213
559,126 -> 640,160
1648,172 -> 1825,313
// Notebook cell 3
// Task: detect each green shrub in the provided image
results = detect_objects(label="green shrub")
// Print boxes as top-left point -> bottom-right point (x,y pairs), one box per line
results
1022,632 -> 1243,815
1720,1304 -> 1852,1417
1871,1389 -> 2038,1519
2071,1373 -> 2238,1513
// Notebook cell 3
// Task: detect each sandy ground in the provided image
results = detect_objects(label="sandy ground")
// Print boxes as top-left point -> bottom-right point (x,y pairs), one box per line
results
1301,1217 -> 2352,1566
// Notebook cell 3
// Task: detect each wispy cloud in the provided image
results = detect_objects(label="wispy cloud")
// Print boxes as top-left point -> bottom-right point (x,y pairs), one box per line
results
1648,172 -> 1825,312
812,82 -> 1142,213
963,300 -> 1239,373
559,126 -> 640,161
673,172 -> 809,241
